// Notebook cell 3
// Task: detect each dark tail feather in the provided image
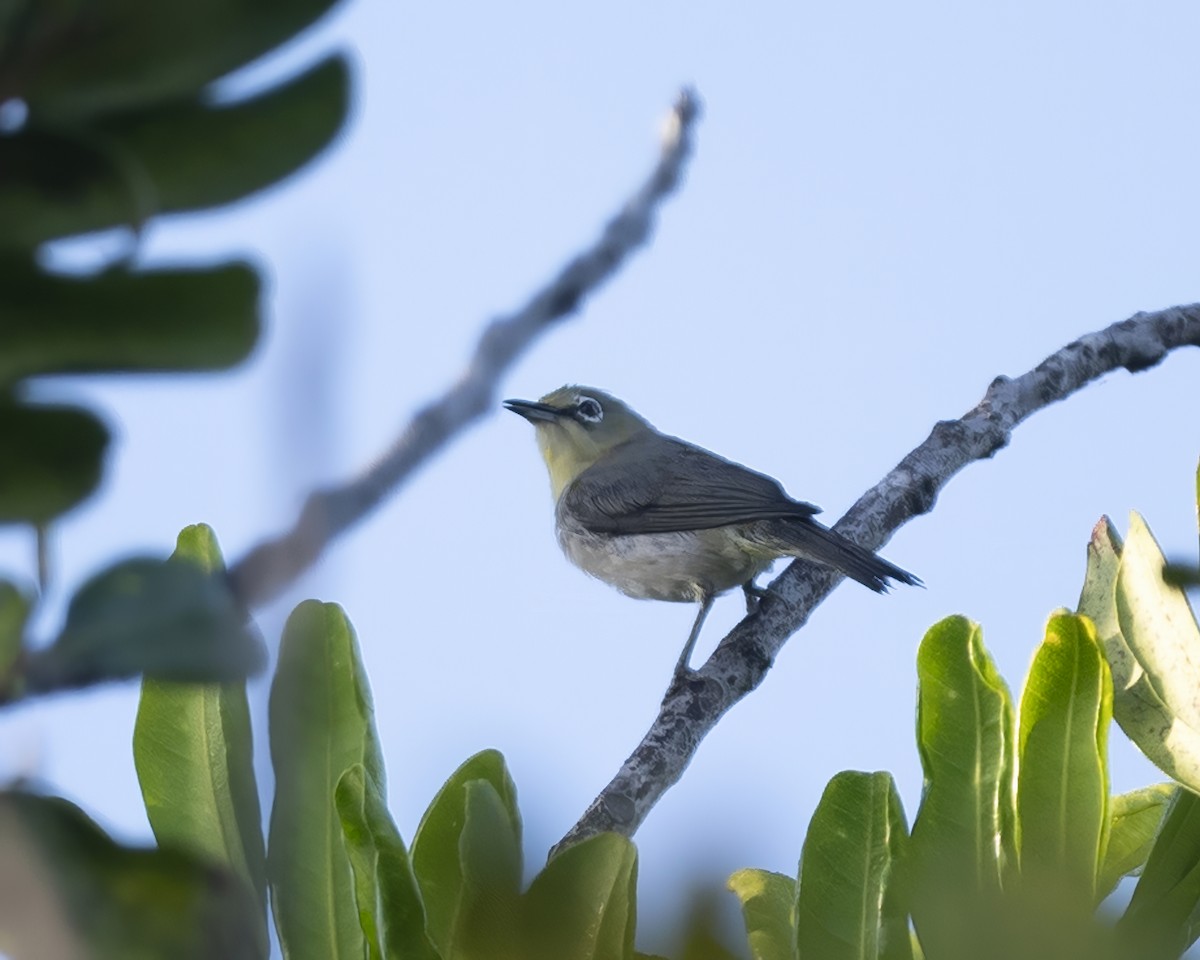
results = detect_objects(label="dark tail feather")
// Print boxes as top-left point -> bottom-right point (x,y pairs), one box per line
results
762,518 -> 921,592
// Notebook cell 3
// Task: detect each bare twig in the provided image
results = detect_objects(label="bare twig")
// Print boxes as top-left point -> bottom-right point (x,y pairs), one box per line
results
554,304 -> 1200,855
228,89 -> 702,608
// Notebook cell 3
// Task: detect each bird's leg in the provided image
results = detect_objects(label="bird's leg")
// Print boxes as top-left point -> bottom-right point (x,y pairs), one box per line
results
674,593 -> 715,679
742,580 -> 769,615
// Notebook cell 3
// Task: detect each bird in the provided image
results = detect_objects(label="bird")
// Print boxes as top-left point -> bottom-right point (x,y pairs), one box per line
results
504,385 -> 919,675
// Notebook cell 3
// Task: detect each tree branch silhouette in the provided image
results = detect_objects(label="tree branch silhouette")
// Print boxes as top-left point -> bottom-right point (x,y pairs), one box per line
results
227,89 -> 701,608
553,303 -> 1200,855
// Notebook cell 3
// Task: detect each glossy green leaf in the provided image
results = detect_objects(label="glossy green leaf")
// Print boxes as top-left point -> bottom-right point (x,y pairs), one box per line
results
5,0 -> 344,122
796,771 -> 912,960
1080,516 -> 1200,793
1097,784 -> 1175,901
1016,613 -> 1112,902
0,790 -> 263,960
907,616 -> 1016,957
25,554 -> 264,693
335,763 -> 441,960
727,869 -> 795,960
0,55 -> 349,248
133,525 -> 266,930
1119,789 -> 1200,958
0,401 -> 108,524
0,262 -> 258,384
268,600 -> 384,960
452,779 -> 523,958
410,749 -> 520,956
522,831 -> 638,960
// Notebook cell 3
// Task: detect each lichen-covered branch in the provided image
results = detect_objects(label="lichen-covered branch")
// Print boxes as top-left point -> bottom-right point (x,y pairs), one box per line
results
228,89 -> 701,608
554,304 -> 1200,855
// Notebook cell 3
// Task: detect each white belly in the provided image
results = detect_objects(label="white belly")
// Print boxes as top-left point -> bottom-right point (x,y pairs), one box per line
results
555,511 -> 773,603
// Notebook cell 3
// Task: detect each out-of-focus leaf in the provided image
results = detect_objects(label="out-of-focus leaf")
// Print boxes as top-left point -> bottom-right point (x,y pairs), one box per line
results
452,780 -> 522,958
1119,789 -> 1200,959
133,525 -> 266,931
0,578 -> 31,694
1097,784 -> 1175,901
410,749 -> 520,956
0,262 -> 259,383
335,763 -> 440,960
25,554 -> 264,692
0,790 -> 263,960
522,831 -> 638,960
3,0 -> 345,122
907,616 -> 1016,958
1080,516 -> 1200,793
268,600 -> 383,960
795,770 -> 912,960
0,55 -> 349,248
1016,613 -> 1112,903
727,869 -> 795,960
0,401 -> 108,524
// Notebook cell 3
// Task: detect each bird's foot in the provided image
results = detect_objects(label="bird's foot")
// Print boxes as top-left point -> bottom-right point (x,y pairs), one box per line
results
742,581 -> 770,616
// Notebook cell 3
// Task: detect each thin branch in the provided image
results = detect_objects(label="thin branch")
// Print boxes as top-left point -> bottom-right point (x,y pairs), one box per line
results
554,303 -> 1200,855
227,89 -> 702,608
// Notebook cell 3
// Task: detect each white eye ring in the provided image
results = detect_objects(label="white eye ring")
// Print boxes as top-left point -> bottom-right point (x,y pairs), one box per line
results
575,397 -> 603,423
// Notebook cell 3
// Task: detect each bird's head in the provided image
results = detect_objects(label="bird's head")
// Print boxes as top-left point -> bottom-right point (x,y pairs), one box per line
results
504,385 -> 652,498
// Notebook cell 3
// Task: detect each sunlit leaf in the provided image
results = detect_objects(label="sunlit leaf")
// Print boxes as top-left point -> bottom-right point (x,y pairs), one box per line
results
1097,784 -> 1174,901
907,616 -> 1016,957
1016,613 -> 1111,903
727,869 -> 794,960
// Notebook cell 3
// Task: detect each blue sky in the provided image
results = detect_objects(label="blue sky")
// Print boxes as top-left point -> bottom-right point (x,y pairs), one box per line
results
4,1 -> 1200,953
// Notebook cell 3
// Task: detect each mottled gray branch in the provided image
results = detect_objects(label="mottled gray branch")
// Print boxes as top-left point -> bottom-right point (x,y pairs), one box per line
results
228,90 -> 701,608
554,303 -> 1200,855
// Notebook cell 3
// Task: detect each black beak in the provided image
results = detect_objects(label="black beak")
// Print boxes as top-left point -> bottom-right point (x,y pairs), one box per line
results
503,399 -> 565,424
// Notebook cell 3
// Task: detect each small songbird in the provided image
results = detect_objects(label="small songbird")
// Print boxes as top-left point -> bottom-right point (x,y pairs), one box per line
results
505,386 -> 919,675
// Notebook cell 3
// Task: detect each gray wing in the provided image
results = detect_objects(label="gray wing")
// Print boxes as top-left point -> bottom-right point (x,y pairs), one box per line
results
562,434 -> 821,535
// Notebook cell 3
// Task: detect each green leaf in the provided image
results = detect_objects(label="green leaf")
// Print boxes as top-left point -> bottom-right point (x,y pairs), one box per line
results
1097,784 -> 1175,901
6,0 -> 344,122
335,763 -> 441,960
1080,515 -> 1200,793
1119,788 -> 1200,958
410,749 -> 520,956
25,554 -> 264,693
452,779 -> 523,958
907,616 -> 1017,957
0,401 -> 108,524
796,771 -> 912,960
132,525 -> 266,930
522,832 -> 638,960
1015,613 -> 1112,903
0,262 -> 259,384
0,790 -> 263,960
0,578 -> 31,696
268,600 -> 383,960
0,55 -> 350,248
727,869 -> 795,960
